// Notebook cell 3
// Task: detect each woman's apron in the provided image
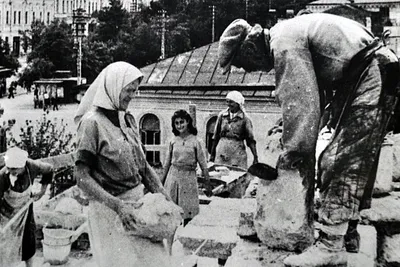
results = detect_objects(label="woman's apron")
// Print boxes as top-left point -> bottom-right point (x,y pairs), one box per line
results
0,183 -> 32,267
215,137 -> 248,169
88,184 -> 175,267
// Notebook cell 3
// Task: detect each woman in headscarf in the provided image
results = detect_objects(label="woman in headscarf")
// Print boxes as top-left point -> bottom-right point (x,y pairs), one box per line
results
74,61 -> 173,267
210,90 -> 258,169
0,147 -> 53,267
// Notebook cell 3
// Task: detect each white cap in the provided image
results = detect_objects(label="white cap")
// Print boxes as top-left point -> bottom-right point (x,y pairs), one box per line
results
4,147 -> 28,168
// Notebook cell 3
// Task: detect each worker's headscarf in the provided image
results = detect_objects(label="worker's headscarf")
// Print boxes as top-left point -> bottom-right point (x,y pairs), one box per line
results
74,61 -> 143,125
4,146 -> 28,168
218,19 -> 271,74
226,90 -> 245,111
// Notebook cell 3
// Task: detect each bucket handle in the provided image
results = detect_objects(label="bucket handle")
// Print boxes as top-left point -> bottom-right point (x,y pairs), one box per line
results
69,222 -> 88,243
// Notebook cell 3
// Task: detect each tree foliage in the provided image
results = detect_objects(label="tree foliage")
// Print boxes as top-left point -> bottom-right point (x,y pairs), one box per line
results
18,58 -> 55,89
17,0 -> 314,85
94,0 -> 130,43
6,115 -> 76,160
28,19 -> 74,70
0,38 -> 19,73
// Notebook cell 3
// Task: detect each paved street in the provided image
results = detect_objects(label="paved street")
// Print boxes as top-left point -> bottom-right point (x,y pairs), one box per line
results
0,91 -> 80,142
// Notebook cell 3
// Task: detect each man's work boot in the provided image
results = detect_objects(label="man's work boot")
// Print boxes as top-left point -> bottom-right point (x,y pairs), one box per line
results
283,232 -> 347,267
344,220 -> 360,253
344,228 -> 360,253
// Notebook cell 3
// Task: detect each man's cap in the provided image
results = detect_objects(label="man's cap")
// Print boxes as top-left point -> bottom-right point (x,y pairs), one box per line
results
218,19 -> 252,74
4,147 -> 28,168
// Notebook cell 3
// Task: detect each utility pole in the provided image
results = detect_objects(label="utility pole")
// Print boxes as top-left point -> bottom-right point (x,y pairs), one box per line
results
245,0 -> 248,20
160,9 -> 166,60
211,5 -> 215,42
72,8 -> 87,85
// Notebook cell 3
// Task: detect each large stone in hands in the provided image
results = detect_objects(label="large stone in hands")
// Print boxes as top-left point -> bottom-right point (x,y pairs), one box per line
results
254,168 -> 314,251
118,193 -> 183,241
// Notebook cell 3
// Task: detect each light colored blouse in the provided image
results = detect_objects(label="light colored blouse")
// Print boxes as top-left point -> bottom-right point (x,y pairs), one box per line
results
75,109 -> 146,196
165,134 -> 208,171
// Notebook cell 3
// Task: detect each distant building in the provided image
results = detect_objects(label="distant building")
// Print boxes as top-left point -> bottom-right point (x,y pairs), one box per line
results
307,0 -> 400,54
0,0 -> 107,56
134,42 -> 278,167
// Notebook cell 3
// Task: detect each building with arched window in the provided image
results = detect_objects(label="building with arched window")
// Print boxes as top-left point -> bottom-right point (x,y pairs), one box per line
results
140,113 -> 161,166
129,42 -> 280,167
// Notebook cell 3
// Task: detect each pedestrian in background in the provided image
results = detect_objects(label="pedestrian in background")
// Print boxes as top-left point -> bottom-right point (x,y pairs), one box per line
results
52,89 -> 59,111
43,90 -> 50,111
33,87 -> 39,109
8,83 -> 15,99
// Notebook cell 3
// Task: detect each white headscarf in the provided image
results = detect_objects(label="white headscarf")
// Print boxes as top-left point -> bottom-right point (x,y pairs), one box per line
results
4,146 -> 28,168
74,61 -> 143,125
226,90 -> 245,111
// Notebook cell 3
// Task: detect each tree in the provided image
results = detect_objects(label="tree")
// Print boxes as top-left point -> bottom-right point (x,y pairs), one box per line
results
81,38 -> 113,83
19,19 -> 75,87
164,16 -> 191,57
112,21 -> 161,67
18,58 -> 55,89
28,19 -> 74,70
0,38 -> 19,73
94,0 -> 130,43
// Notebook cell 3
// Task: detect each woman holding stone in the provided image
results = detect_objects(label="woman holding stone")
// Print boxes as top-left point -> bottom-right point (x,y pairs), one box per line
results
74,61 -> 174,267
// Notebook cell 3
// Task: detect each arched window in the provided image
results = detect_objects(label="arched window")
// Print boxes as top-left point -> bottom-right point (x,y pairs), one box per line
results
206,116 -> 217,154
140,114 -> 161,166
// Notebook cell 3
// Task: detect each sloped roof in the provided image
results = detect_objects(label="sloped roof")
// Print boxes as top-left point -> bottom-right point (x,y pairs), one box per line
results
308,0 -> 350,5
308,0 -> 400,4
140,42 -> 275,89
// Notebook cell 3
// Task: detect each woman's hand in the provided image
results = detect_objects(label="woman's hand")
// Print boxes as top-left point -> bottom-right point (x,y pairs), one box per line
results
116,201 -> 144,231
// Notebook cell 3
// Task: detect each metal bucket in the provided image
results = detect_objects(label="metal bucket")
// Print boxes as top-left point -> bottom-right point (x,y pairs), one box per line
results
42,227 -> 74,265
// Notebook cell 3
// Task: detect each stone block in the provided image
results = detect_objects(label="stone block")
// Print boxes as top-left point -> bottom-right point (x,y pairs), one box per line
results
190,204 -> 240,228
197,257 -> 219,267
348,225 -> 377,267
361,192 -> 400,222
254,168 -> 314,251
225,238 -> 294,267
190,198 -> 247,229
381,233 -> 400,266
34,210 -> 87,230
373,139 -> 394,196
392,182 -> 400,192
237,198 -> 257,237
225,257 -> 264,267
177,225 -> 239,259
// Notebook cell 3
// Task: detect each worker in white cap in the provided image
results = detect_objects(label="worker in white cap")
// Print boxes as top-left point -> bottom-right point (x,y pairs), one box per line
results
0,146 -> 54,267
210,90 -> 258,169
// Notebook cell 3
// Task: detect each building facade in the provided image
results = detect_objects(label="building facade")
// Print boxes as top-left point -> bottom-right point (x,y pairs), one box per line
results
307,0 -> 400,54
132,42 -> 280,167
0,0 -> 108,56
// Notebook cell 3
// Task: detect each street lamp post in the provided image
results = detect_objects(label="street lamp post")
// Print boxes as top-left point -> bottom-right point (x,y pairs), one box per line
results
72,8 -> 88,86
